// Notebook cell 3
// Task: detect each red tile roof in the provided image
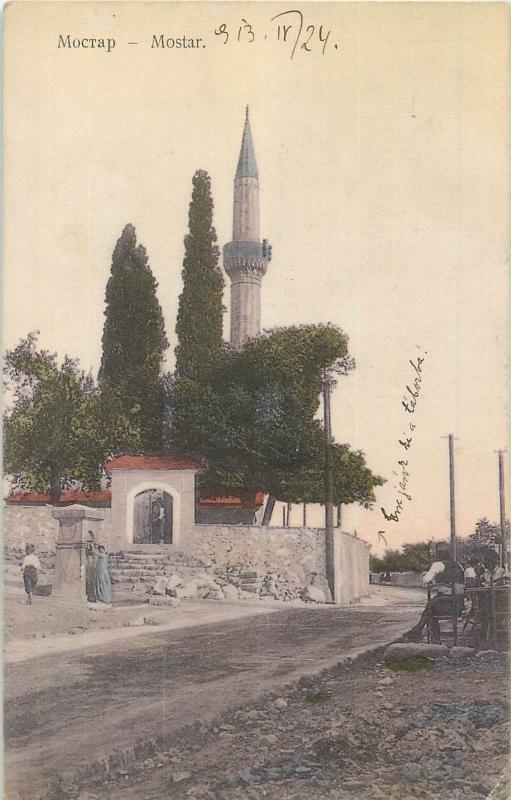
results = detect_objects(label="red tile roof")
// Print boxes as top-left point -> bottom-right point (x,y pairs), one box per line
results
104,455 -> 203,471
199,492 -> 265,510
6,486 -> 264,511
5,490 -> 112,506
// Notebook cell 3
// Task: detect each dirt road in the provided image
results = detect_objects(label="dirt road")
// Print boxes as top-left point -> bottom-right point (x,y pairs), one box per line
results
75,649 -> 510,800
5,598 -> 421,799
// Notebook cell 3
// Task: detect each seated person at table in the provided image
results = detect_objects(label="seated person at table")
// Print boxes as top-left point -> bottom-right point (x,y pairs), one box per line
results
405,545 -> 464,643
464,557 -> 484,589
482,549 -> 508,586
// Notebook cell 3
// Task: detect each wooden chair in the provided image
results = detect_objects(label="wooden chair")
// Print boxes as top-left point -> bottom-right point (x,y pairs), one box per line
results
424,586 -> 462,646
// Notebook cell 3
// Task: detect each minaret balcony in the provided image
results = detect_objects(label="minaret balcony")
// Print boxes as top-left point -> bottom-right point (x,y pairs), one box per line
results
223,240 -> 271,280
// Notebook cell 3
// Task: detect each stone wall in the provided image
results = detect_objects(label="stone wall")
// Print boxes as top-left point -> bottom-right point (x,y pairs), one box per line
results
184,524 -> 370,605
4,506 -> 370,605
338,533 -> 371,605
3,505 -> 112,554
183,524 -> 327,576
370,571 -> 424,588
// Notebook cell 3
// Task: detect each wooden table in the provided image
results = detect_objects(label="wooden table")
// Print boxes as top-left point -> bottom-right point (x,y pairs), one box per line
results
464,585 -> 510,648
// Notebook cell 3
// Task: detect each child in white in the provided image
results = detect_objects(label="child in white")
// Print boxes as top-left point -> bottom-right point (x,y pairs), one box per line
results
22,543 -> 42,605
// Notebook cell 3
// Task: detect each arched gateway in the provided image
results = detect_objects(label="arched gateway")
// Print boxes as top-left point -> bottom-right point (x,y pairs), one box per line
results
104,454 -> 203,550
133,488 -> 173,544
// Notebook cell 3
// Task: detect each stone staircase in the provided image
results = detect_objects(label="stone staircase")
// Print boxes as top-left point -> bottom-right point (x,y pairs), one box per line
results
239,569 -> 264,594
108,549 -> 211,600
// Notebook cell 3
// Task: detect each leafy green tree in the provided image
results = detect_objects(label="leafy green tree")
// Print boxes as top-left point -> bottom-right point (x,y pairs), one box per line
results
295,438 -> 383,508
3,334 -> 134,504
458,517 -> 510,563
370,554 -> 385,573
386,550 -> 405,571
100,223 -> 168,450
175,170 -> 224,382
4,333 -> 94,503
170,324 -> 382,511
374,525 -> 511,576
370,541 -> 433,573
400,541 -> 433,571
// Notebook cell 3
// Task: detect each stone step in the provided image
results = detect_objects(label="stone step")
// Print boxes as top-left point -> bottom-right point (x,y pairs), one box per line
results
109,559 -> 204,569
113,581 -> 157,588
110,568 -> 206,583
109,565 -> 200,576
112,581 -> 151,593
110,568 -> 168,577
110,567 -> 185,576
111,551 -> 177,557
112,545 -> 178,558
110,557 -> 178,566
109,561 -> 197,571
111,551 -> 200,563
111,571 -> 159,580
110,564 -> 176,572
240,584 -> 260,593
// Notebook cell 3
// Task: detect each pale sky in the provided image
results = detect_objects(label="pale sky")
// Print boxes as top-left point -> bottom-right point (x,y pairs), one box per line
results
4,2 -> 510,554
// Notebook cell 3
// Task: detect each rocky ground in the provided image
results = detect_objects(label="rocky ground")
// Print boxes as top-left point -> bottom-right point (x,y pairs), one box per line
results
4,581 -> 411,648
108,550 -> 334,605
3,580 -> 331,645
4,559 -> 337,645
4,544 -> 335,645
64,648 -> 509,800
6,549 -> 508,800
3,584 -> 144,643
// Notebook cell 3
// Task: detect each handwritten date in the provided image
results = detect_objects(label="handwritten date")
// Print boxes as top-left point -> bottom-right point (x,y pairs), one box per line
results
214,10 -> 338,59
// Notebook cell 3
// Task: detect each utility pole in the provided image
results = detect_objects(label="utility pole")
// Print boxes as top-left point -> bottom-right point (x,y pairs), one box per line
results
497,450 -> 507,568
448,434 -> 457,561
323,373 -> 339,603
286,502 -> 291,528
303,502 -> 307,528
446,434 -> 458,645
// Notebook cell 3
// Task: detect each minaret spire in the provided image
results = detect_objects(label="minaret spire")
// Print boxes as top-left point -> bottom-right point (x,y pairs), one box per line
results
236,106 -> 258,180
223,109 -> 272,348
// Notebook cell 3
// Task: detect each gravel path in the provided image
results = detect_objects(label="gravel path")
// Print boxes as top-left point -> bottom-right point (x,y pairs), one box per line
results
71,650 -> 510,800
5,602 -> 420,800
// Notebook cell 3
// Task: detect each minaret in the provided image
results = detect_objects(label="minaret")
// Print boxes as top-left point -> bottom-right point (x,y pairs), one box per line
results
224,107 -> 272,348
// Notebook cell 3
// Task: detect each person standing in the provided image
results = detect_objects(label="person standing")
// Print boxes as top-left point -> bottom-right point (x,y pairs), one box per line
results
95,545 -> 113,604
157,503 -> 166,544
85,532 -> 98,602
21,543 -> 42,605
152,500 -> 165,544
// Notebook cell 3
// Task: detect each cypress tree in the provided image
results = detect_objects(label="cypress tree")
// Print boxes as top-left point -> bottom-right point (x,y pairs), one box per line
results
100,223 -> 168,450
175,170 -> 224,381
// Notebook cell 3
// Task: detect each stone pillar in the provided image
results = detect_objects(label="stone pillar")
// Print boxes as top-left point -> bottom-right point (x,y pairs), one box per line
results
52,505 -> 104,604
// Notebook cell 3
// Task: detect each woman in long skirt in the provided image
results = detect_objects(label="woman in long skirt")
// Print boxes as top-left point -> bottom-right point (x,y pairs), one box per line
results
95,545 -> 113,604
85,541 -> 98,602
